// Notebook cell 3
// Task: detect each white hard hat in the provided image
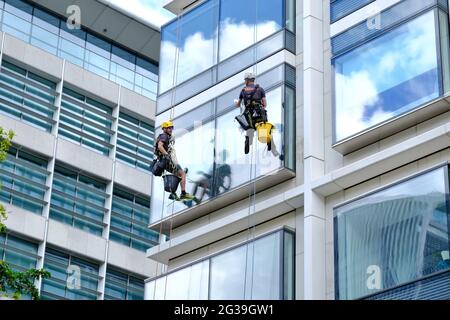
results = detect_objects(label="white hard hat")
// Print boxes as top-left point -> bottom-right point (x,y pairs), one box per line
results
244,72 -> 256,80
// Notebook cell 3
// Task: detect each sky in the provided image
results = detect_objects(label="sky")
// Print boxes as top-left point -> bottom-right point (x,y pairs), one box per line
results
105,0 -> 175,27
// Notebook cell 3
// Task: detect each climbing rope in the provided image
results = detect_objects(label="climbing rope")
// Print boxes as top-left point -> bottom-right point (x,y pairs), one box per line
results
243,0 -> 260,300
152,11 -> 183,300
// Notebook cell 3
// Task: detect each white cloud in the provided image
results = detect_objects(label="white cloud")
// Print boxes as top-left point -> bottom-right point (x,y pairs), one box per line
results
105,0 -> 175,27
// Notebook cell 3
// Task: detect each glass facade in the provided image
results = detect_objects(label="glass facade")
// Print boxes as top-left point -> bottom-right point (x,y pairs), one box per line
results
110,187 -> 159,252
0,0 -> 158,100
116,112 -> 154,172
49,164 -> 107,236
158,0 -> 295,112
0,233 -> 39,299
41,248 -> 100,300
151,64 -> 295,223
0,146 -> 48,214
59,87 -> 114,156
146,229 -> 295,300
330,0 -> 375,23
333,3 -> 449,142
334,166 -> 450,300
104,267 -> 145,300
0,60 -> 56,132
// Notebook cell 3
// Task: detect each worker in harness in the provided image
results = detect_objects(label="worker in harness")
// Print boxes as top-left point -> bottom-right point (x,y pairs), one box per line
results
154,121 -> 194,201
234,72 -> 268,154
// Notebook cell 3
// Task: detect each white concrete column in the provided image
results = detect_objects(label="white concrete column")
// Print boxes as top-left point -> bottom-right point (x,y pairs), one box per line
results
302,0 -> 327,300
36,59 -> 65,294
97,85 -> 121,299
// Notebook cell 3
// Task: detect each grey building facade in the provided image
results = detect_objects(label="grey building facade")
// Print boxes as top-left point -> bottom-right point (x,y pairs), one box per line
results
0,0 -> 161,299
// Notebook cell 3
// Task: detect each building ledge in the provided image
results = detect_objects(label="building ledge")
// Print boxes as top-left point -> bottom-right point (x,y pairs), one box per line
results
315,121 -> 450,197
163,0 -> 203,15
333,95 -> 450,155
149,167 -> 295,235
147,183 -> 304,264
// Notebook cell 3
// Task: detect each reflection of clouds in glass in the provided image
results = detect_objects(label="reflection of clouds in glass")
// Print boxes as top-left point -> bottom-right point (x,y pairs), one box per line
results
336,71 -> 392,140
335,12 -> 438,141
160,20 -> 281,92
219,18 -> 280,61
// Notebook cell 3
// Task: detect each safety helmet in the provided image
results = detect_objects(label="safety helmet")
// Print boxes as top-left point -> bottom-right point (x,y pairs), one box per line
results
161,120 -> 174,129
244,72 -> 256,80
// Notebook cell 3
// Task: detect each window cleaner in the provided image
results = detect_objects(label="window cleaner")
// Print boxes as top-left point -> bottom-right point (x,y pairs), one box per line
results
151,120 -> 194,201
234,72 -> 280,157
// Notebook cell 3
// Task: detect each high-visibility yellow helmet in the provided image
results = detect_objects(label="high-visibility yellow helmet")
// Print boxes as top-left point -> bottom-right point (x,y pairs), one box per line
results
161,120 -> 174,129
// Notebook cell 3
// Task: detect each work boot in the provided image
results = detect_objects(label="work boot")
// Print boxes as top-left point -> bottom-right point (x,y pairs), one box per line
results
180,191 -> 194,200
169,193 -> 180,201
245,136 -> 250,154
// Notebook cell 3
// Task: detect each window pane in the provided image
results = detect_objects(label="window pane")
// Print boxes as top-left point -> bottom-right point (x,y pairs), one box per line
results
334,11 -> 440,141
210,245 -> 247,299
177,0 -> 218,85
335,167 -> 450,300
248,232 -> 281,299
165,261 -> 209,300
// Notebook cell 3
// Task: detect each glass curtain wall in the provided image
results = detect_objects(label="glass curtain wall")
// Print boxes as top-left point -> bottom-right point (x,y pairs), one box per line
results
159,0 -> 291,95
335,166 -> 450,300
145,229 -> 295,300
151,64 -> 295,223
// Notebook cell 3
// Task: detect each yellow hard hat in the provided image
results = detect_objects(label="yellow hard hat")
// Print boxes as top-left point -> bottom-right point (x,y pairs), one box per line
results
161,120 -> 174,129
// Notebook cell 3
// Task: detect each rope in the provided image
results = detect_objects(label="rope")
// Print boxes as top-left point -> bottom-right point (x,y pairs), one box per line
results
152,12 -> 183,300
243,0 -> 259,300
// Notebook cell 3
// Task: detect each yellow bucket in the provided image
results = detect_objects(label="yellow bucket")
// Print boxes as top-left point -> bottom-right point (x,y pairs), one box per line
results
256,122 -> 274,144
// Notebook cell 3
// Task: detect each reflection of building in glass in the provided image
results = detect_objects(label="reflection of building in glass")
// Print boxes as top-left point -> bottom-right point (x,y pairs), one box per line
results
0,0 -> 159,300
146,0 -> 450,302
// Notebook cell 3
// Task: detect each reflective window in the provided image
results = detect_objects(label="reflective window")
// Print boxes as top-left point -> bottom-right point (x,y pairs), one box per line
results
151,103 -> 217,221
110,187 -> 159,252
0,233 -> 38,300
219,0 -> 283,61
335,166 -> 450,300
41,248 -> 100,300
334,10 -> 440,142
159,0 -> 288,96
151,65 -> 295,223
104,268 -> 145,300
164,261 -> 210,300
0,147 -> 48,214
145,229 -> 294,300
159,0 -> 219,93
117,112 -> 154,172
59,87 -> 114,156
50,164 -> 107,236
0,60 -> 56,132
0,0 -> 159,100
